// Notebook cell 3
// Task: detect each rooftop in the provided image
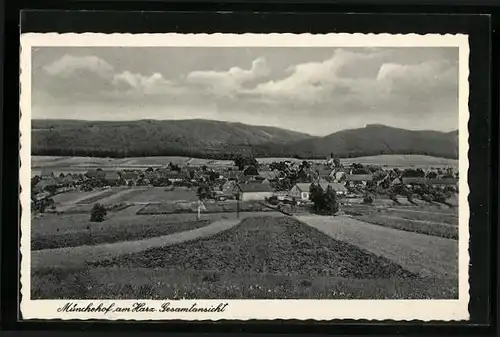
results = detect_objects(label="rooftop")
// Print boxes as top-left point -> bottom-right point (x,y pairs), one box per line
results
237,183 -> 273,193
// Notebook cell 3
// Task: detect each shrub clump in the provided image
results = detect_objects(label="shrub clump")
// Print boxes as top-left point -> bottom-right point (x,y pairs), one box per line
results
90,203 -> 107,222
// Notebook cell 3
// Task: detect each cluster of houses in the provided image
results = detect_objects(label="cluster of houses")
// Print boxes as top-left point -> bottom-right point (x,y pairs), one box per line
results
31,158 -> 459,205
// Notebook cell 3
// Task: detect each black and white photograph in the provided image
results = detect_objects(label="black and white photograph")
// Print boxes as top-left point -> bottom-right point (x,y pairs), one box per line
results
20,33 -> 470,321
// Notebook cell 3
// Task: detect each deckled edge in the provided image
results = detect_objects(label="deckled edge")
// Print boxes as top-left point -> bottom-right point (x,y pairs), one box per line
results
18,32 -> 471,322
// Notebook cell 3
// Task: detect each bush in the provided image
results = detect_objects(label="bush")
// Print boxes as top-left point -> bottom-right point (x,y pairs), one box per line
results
363,195 -> 373,204
90,203 -> 107,222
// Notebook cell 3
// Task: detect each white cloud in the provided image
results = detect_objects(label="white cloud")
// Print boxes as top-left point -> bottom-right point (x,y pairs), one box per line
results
112,71 -> 182,95
246,49 -> 383,103
377,61 -> 455,87
186,57 -> 270,95
43,54 -> 114,79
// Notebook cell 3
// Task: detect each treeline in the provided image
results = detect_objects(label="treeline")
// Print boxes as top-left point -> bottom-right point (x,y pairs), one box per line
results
31,145 -> 458,160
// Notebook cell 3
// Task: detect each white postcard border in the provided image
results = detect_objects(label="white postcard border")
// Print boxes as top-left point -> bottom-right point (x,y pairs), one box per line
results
19,32 -> 470,321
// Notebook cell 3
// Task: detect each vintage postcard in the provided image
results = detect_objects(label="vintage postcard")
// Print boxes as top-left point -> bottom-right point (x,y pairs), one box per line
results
19,32 -> 470,321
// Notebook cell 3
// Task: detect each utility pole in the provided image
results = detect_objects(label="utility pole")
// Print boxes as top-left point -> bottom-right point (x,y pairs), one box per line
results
236,192 -> 240,219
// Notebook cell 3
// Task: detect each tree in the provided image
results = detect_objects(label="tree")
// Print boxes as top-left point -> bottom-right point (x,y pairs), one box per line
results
309,183 -> 325,212
31,176 -> 41,188
333,158 -> 341,168
363,194 -> 374,204
233,155 -> 258,171
309,184 -> 339,215
44,184 -> 58,195
426,171 -> 438,179
243,165 -> 259,176
90,203 -> 107,222
145,167 -> 154,173
197,185 -> 212,200
324,186 -> 339,215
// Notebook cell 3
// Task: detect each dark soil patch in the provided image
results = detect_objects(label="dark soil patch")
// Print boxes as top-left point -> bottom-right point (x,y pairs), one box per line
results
92,216 -> 417,280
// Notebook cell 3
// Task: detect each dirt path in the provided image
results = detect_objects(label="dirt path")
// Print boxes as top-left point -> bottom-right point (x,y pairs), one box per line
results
31,218 -> 241,269
295,215 -> 458,280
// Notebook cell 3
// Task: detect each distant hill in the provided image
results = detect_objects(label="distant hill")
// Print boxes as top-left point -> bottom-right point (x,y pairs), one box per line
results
254,124 -> 458,159
31,119 -> 313,159
31,119 -> 458,159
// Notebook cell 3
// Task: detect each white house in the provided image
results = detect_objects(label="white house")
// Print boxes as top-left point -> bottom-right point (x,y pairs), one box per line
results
289,183 -> 313,201
234,183 -> 274,201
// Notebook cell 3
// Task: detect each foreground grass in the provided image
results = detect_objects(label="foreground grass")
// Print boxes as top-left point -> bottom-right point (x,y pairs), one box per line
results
350,214 -> 458,240
31,265 -> 458,300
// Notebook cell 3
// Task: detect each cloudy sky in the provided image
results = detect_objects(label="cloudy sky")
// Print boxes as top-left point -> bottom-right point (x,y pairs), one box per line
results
31,46 -> 459,136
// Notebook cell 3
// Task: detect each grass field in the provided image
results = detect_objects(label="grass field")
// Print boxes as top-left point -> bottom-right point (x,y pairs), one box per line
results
340,154 -> 458,168
137,200 -> 273,215
31,265 -> 457,300
32,215 -> 457,299
31,154 -> 458,174
350,214 -> 458,240
51,190 -> 104,205
76,190 -> 121,204
296,214 -> 458,282
342,203 -> 458,239
123,187 -> 197,203
31,209 -> 232,250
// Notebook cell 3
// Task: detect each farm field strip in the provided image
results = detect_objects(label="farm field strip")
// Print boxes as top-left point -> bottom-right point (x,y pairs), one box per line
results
31,215 -> 213,251
385,207 -> 458,217
31,218 -> 242,269
342,206 -> 458,225
52,190 -> 105,205
76,190 -> 121,205
123,187 -> 197,203
378,215 -> 457,227
349,214 -> 458,240
93,216 -> 417,280
95,188 -> 149,204
295,215 -> 458,281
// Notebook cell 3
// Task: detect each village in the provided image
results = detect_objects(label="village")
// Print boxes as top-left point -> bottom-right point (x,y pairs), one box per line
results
31,154 -> 459,216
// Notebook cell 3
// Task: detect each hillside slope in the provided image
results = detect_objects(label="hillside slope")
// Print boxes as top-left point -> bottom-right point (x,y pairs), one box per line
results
31,120 -> 458,159
255,124 -> 458,159
31,119 -> 313,158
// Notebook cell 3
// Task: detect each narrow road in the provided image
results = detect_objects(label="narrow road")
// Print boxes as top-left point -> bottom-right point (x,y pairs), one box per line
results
31,218 -> 241,269
295,215 -> 459,280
